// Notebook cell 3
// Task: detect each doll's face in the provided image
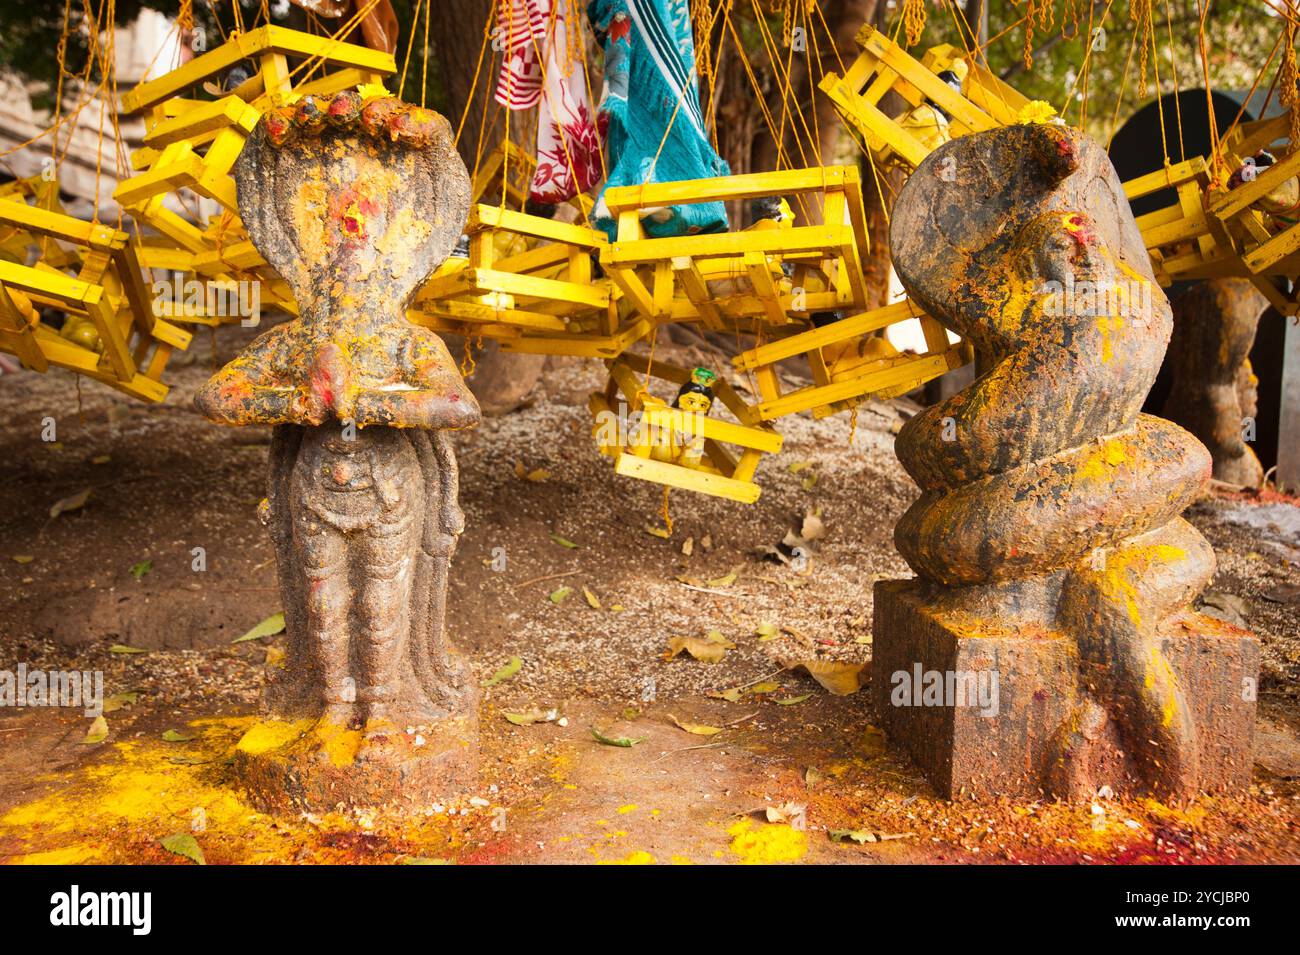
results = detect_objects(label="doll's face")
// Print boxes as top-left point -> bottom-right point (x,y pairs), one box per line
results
677,391 -> 712,414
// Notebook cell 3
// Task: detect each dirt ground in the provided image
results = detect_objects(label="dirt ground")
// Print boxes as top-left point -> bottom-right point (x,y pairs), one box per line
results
0,327 -> 1297,865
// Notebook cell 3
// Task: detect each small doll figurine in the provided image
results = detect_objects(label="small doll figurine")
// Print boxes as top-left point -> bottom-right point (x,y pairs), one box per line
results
1228,150 -> 1300,223
897,60 -> 969,157
665,367 -> 717,469
673,366 -> 717,414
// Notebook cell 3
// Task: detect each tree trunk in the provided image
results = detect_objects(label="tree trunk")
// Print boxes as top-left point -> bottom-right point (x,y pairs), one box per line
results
428,0 -> 503,169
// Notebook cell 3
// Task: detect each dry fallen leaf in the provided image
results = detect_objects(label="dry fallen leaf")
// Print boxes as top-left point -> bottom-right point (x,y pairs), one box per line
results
549,585 -> 573,604
582,587 -> 601,609
800,510 -> 826,541
707,686 -> 746,702
159,832 -> 205,865
669,714 -> 723,736
829,828 -> 877,844
83,716 -> 108,744
775,693 -> 813,705
515,460 -> 549,482
668,635 -> 728,663
703,629 -> 737,648
503,707 -> 560,726
755,621 -> 778,640
102,691 -> 139,713
765,802 -> 807,827
783,659 -> 866,696
644,524 -> 672,539
50,488 -> 91,519
681,537 -> 694,556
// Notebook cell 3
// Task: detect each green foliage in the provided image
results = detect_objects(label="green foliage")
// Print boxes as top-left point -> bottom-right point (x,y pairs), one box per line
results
1,1 -> 167,90
888,0 -> 1289,140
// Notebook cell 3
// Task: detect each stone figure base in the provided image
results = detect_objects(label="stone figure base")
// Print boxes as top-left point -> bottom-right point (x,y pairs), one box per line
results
872,579 -> 1259,800
232,704 -> 479,813
228,422 -> 480,813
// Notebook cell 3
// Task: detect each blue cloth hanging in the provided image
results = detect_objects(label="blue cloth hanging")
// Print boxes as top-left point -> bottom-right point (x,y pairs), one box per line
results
587,0 -> 730,240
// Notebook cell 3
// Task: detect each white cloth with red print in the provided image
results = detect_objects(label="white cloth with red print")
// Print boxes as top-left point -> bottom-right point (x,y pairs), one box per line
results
493,0 -> 601,205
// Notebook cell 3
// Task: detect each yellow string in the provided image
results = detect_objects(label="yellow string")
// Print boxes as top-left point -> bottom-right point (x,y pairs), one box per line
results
1104,22 -> 1139,149
461,334 -> 480,376
420,0 -> 431,108
1161,0 -> 1185,162
1283,18 -> 1300,154
721,7 -> 793,171
501,0 -> 516,210
573,0 -> 608,181
1055,0 -> 1118,124
1131,0 -> 1154,98
902,0 -> 926,47
285,0 -> 382,84
747,0 -> 820,169
397,0 -> 426,99
454,0 -> 496,148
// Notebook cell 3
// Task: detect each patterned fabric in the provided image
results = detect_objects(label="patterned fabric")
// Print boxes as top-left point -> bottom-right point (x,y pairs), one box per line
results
494,0 -> 601,205
587,0 -> 729,240
530,1 -> 602,203
494,0 -> 548,109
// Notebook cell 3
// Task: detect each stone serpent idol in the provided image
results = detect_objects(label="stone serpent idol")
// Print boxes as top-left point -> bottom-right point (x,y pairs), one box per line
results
195,90 -> 480,810
874,123 -> 1259,801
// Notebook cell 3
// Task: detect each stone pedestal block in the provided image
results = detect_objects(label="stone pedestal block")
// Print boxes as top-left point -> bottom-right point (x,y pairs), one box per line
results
232,708 -> 479,814
873,580 -> 1259,799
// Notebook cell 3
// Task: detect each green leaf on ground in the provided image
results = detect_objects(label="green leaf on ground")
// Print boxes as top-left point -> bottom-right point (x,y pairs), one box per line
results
591,727 -> 644,748
159,833 -> 206,865
232,612 -> 285,644
102,691 -> 140,713
483,656 -> 522,687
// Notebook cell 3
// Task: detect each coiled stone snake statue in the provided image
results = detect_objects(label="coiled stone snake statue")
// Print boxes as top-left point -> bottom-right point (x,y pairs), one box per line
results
877,123 -> 1258,800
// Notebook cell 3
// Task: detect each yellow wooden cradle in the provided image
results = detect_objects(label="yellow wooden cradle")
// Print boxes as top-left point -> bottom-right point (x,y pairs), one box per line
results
821,23 -> 1300,315
115,25 -> 397,326
2,19 -> 982,505
590,355 -> 782,503
1117,115 -> 1300,316
0,176 -> 189,401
